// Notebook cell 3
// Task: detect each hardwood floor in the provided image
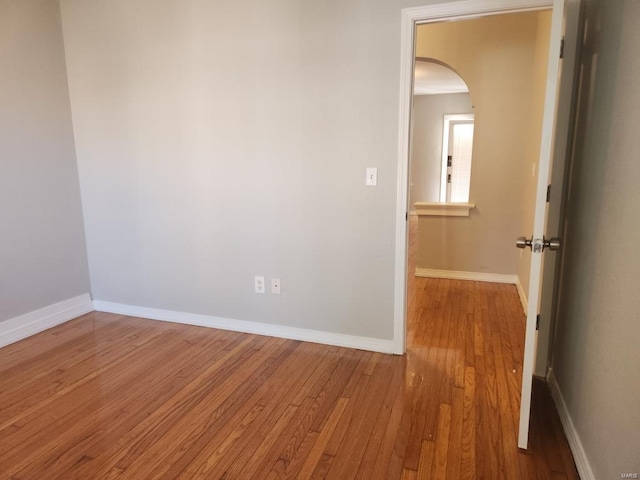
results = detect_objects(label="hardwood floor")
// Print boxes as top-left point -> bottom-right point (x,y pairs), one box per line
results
0,235 -> 579,478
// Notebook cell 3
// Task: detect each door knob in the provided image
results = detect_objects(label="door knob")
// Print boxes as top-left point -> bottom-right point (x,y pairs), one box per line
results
516,236 -> 532,249
545,237 -> 561,251
515,236 -> 561,252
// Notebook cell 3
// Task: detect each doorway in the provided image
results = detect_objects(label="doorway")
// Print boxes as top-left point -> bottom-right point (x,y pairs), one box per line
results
394,1 -> 559,356
405,8 -> 552,340
394,0 -> 571,453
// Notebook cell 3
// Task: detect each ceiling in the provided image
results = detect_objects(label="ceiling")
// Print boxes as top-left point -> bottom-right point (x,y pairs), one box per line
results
414,60 -> 469,95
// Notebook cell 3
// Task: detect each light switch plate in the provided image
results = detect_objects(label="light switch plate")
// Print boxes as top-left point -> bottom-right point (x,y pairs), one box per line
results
366,167 -> 378,186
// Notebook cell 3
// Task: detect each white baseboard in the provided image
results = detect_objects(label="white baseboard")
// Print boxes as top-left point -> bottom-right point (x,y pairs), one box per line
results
93,300 -> 395,354
547,368 -> 596,480
0,294 -> 94,349
515,276 -> 529,314
415,267 -> 518,284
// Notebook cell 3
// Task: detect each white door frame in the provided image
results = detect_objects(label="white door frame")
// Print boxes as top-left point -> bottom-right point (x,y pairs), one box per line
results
393,0 -> 554,355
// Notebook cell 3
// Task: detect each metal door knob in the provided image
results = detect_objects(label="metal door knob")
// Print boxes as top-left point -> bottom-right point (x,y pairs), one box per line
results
545,237 -> 561,251
515,236 -> 561,251
516,237 -> 532,249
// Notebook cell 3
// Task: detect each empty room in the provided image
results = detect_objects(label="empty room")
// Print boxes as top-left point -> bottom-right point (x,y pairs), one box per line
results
1,0 -> 638,479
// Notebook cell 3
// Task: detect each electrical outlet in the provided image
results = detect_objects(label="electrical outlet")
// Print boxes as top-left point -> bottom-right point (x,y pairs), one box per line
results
271,278 -> 281,295
254,276 -> 265,294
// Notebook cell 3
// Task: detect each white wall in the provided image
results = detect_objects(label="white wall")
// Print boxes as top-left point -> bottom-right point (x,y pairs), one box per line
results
410,93 -> 473,205
551,0 -> 640,477
0,0 -> 90,322
59,0 -> 440,340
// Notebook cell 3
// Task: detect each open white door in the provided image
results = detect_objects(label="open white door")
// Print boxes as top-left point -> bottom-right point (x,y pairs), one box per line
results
517,0 -> 582,449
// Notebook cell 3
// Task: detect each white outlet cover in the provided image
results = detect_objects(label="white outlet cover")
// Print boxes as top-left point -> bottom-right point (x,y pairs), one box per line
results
271,278 -> 281,295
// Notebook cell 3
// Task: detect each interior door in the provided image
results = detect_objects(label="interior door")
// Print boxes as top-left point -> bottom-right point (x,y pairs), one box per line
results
517,0 -> 582,449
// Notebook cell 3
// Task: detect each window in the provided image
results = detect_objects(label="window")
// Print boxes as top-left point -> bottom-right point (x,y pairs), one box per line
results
440,114 -> 475,203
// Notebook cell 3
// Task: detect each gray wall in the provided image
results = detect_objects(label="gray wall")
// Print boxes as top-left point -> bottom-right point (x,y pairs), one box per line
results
551,0 -> 640,477
410,93 -> 473,205
58,0 -> 433,340
0,0 -> 90,322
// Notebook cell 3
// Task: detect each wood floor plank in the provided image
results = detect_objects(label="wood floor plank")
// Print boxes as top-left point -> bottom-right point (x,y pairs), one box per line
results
492,332 -> 521,480
416,440 -> 435,479
0,319 -> 176,430
102,338 -> 289,479
54,334 -> 261,479
208,345 -> 353,479
369,369 -> 407,478
9,329 -> 246,479
354,359 -> 405,480
297,396 -> 349,480
148,341 -> 297,479
433,403 -> 452,480
0,314 -> 132,385
0,225 -> 580,480
0,326 -> 194,464
445,386 -> 464,480
0,313 -> 113,373
402,467 -> 418,480
460,366 -> 476,480
227,404 -> 299,479
326,357 -> 399,478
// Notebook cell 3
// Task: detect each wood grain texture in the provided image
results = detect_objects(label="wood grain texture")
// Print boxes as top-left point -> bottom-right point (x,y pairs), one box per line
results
0,220 -> 579,479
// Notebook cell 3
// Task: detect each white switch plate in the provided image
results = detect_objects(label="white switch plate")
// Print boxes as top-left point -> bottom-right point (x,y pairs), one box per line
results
366,167 -> 378,186
254,276 -> 265,294
271,278 -> 281,295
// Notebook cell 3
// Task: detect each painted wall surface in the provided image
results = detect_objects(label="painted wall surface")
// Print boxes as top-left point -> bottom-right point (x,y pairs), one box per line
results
414,11 -> 551,275
0,0 -> 90,322
551,0 -> 640,477
59,0 -> 439,340
410,93 -> 473,205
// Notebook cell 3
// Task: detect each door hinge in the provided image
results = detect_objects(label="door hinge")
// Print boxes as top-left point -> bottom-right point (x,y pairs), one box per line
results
536,314 -> 540,330
560,36 -> 565,59
447,155 -> 453,167
546,184 -> 551,203
405,211 -> 408,221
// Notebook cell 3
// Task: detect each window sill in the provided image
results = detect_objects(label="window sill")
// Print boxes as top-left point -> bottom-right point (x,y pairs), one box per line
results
413,202 -> 475,217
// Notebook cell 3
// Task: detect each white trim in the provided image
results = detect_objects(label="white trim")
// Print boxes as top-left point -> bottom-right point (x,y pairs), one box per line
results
547,369 -> 597,480
93,301 -> 395,354
0,294 -> 94,349
515,276 -> 529,314
414,202 -> 475,217
415,268 -> 517,284
403,0 -> 551,24
394,0 -> 554,357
